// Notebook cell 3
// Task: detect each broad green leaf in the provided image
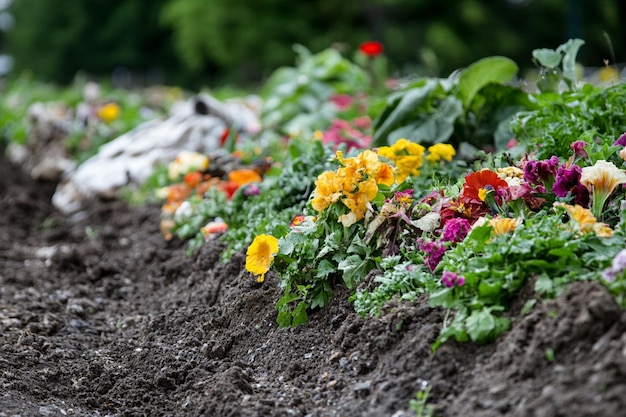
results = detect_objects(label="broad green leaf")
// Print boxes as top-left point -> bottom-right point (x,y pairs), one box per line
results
532,48 -> 562,69
338,254 -> 371,288
428,287 -> 455,309
458,56 -> 518,109
388,96 -> 463,144
372,79 -> 438,146
557,38 -> 585,83
534,273 -> 554,295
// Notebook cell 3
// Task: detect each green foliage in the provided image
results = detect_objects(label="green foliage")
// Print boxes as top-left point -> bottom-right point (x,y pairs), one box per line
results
5,0 -> 624,88
371,55 -> 533,152
511,83 -> 626,160
7,0 -> 183,86
260,45 -> 369,137
532,38 -> 585,92
430,212 -> 624,350
351,256 -> 433,318
409,385 -> 435,417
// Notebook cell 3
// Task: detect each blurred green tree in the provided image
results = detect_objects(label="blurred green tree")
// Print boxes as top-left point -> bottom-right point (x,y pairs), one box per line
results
4,0 -> 624,88
6,0 -> 189,86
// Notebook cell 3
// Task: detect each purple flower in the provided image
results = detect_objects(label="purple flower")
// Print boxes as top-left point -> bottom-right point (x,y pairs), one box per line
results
553,164 -> 590,207
441,271 -> 465,288
570,141 -> 588,158
523,156 -> 559,192
603,249 -> 626,282
243,183 -> 260,196
418,238 -> 446,272
614,133 -> 626,147
442,218 -> 471,243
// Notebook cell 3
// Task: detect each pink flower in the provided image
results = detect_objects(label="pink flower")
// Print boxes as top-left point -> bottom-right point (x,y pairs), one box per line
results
353,116 -> 372,130
553,164 -> 590,207
506,138 -> 518,149
570,141 -> 588,159
441,271 -> 465,288
614,133 -> 626,147
442,218 -> 471,243
330,94 -> 353,111
418,238 -> 446,272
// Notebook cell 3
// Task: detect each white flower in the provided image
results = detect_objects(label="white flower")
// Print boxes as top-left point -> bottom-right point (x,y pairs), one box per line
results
580,160 -> 626,195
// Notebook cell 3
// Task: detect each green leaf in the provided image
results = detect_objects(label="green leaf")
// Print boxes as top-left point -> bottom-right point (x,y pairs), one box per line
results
534,273 -> 553,296
408,96 -> 463,144
532,48 -> 562,69
338,254 -> 371,289
277,310 -> 293,327
458,56 -> 518,109
315,259 -> 336,279
478,281 -> 504,300
372,79 -> 438,146
557,38 -> 585,83
292,301 -> 309,326
465,308 -> 510,344
428,287 -> 455,309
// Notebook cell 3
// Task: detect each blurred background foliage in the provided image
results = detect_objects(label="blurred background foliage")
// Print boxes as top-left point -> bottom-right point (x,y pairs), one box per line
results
0,0 -> 624,90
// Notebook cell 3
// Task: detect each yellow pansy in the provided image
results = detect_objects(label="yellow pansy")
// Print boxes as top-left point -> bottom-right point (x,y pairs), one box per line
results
426,143 -> 456,163
554,202 -> 614,237
245,234 -> 279,283
311,171 -> 344,212
377,138 -> 425,183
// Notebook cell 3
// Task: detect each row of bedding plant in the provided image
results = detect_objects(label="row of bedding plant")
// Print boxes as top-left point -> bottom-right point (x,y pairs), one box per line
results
151,38 -> 626,351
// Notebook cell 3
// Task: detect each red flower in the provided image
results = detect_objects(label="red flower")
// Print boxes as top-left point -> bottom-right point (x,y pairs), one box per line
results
461,169 -> 509,204
359,41 -> 384,57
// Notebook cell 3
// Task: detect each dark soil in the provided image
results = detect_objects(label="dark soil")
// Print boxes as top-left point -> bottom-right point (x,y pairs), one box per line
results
2,150 -> 626,417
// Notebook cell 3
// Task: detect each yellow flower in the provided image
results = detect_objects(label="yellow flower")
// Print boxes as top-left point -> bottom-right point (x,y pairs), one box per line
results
245,234 -> 279,283
497,166 -> 524,179
375,162 -> 395,186
341,178 -> 378,224
598,66 -> 619,83
377,138 -> 425,183
311,171 -> 344,212
489,217 -> 519,236
312,150 -> 393,223
425,143 -> 456,163
97,102 -> 121,124
580,160 -> 626,218
553,202 -> 613,237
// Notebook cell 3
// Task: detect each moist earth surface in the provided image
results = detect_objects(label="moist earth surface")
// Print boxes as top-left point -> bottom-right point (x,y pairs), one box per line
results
1,151 -> 625,417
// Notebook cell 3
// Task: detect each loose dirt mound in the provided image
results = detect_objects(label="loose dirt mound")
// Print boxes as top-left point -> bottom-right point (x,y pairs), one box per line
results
1,151 -> 625,417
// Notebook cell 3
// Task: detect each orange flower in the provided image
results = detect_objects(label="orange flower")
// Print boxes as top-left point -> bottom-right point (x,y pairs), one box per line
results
201,219 -> 229,240
554,202 -> 614,237
489,217 -> 519,236
228,169 -> 263,186
183,171 -> 202,188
